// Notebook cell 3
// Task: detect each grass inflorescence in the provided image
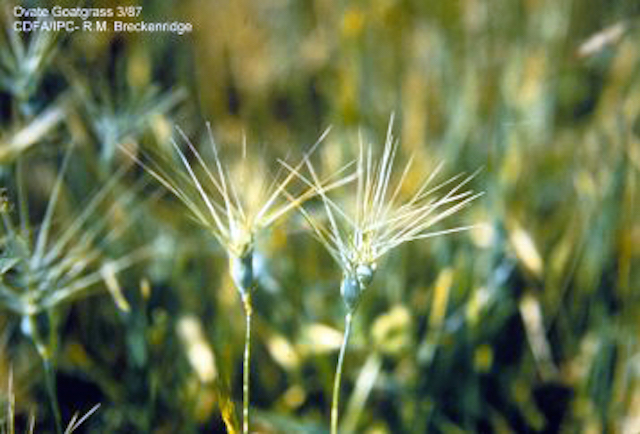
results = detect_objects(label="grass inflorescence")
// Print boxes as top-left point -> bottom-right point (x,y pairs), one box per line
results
0,150 -> 145,433
283,116 -> 482,432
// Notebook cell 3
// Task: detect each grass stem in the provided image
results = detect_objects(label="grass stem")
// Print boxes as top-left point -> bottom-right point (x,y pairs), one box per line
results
242,295 -> 253,434
27,314 -> 62,434
43,357 -> 63,434
331,311 -> 354,434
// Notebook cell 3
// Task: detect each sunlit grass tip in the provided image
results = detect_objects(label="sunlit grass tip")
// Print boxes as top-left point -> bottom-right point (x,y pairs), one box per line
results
122,123 -> 352,296
284,114 -> 483,310
0,150 -> 148,319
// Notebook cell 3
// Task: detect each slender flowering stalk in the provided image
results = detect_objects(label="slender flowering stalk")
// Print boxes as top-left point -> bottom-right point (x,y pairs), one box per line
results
284,116 -> 482,433
0,152 -> 146,434
123,125 -> 353,433
242,294 -> 252,434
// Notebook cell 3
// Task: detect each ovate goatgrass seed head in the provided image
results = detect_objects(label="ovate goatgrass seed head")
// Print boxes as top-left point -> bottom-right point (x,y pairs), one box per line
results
0,149 -> 147,319
286,116 -> 483,311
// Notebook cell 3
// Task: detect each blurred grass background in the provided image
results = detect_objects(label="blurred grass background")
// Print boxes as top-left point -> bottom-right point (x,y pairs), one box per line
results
1,0 -> 639,432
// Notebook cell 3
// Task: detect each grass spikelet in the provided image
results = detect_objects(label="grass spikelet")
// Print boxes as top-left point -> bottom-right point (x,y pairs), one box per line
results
0,149 -> 146,433
285,115 -> 482,433
124,126 -> 333,289
287,115 -> 482,310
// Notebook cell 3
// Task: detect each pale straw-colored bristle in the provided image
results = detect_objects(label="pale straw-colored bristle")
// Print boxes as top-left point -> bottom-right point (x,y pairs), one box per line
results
286,116 -> 482,300
124,126 -> 340,261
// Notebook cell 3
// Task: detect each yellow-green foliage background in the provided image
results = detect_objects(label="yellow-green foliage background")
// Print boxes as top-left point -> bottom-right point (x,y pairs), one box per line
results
1,0 -> 639,432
